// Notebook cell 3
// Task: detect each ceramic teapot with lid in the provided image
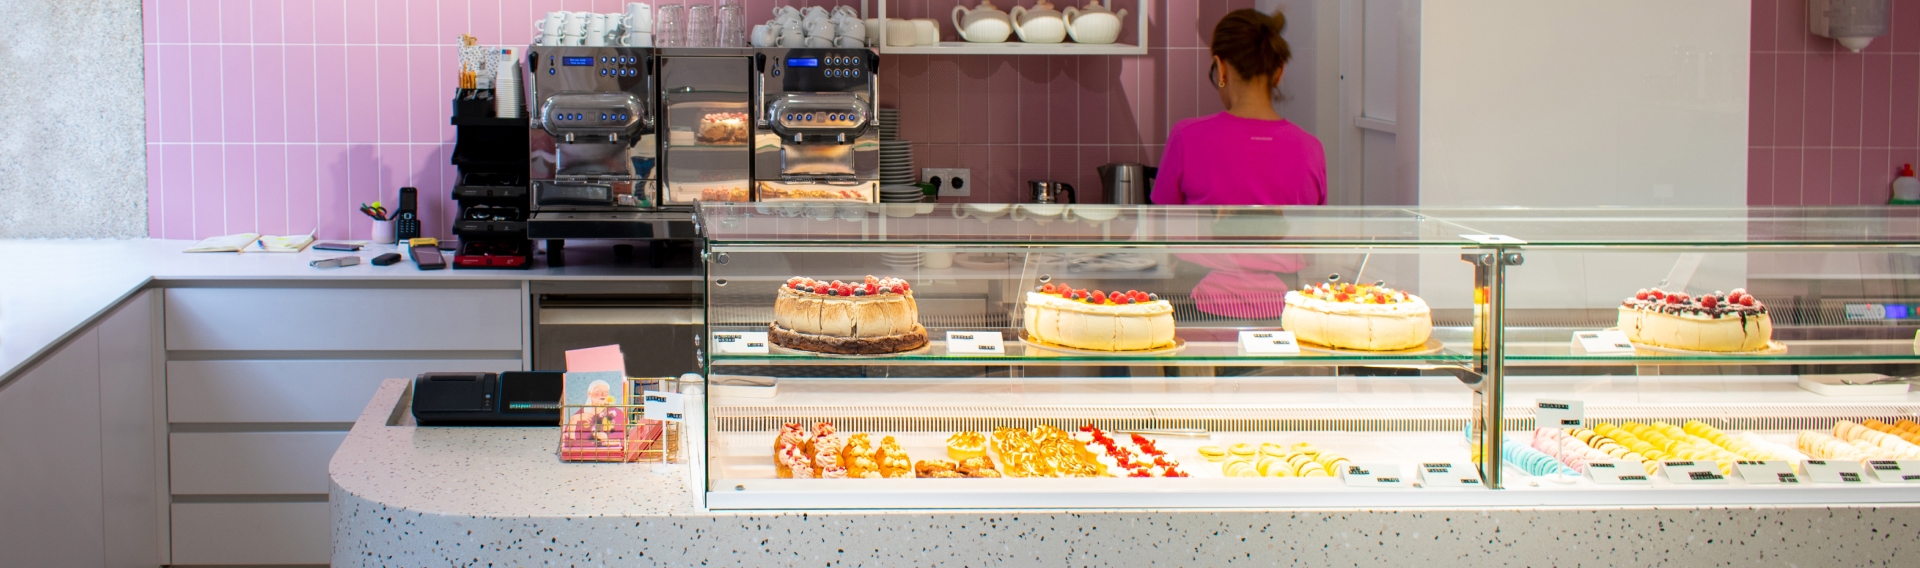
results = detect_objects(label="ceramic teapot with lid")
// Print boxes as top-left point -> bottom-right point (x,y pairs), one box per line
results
1064,0 -> 1128,44
1009,0 -> 1068,44
951,0 -> 1013,43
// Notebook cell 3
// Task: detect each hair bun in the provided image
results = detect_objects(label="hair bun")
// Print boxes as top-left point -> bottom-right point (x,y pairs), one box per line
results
1210,9 -> 1292,81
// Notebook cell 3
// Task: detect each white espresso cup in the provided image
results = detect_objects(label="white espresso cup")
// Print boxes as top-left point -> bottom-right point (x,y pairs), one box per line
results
837,18 -> 866,39
586,14 -> 610,37
622,31 -> 654,47
537,12 -> 568,37
563,12 -> 590,35
804,35 -> 833,47
623,3 -> 653,30
802,6 -> 829,20
834,36 -> 865,48
772,5 -> 800,20
885,19 -> 917,47
1012,203 -> 1066,222
750,24 -> 775,47
780,29 -> 805,48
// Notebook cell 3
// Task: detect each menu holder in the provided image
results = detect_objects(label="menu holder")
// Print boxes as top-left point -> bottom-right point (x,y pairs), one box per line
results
1801,460 -> 1871,484
558,376 -> 683,464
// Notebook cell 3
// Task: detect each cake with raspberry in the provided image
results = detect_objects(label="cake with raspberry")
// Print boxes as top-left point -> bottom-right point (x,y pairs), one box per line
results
1618,287 -> 1771,352
1281,282 -> 1433,351
1022,283 -> 1176,351
771,276 -> 927,355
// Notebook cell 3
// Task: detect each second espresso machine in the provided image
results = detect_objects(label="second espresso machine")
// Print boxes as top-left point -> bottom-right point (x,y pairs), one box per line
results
752,48 -> 879,202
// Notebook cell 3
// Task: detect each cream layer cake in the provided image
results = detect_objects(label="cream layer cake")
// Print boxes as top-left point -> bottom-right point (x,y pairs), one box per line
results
1280,282 -> 1432,351
1617,287 -> 1770,352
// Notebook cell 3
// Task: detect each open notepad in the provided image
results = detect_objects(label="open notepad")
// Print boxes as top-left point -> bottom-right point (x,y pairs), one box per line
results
184,231 -> 316,253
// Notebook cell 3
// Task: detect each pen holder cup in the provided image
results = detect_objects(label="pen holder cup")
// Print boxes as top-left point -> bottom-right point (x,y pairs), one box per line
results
371,220 -> 396,245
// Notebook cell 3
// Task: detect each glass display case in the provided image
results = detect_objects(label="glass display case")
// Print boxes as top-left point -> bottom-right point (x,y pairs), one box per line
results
694,204 -> 1920,510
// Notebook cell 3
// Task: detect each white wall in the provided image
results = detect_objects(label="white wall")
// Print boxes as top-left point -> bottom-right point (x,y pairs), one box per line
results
1416,0 -> 1750,208
1413,0 -> 1751,310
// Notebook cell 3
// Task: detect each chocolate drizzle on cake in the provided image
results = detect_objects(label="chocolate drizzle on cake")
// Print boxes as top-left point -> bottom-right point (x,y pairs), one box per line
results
1620,287 -> 1767,319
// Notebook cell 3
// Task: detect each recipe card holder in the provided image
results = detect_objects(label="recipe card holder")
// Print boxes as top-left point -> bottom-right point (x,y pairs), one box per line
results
557,377 -> 682,464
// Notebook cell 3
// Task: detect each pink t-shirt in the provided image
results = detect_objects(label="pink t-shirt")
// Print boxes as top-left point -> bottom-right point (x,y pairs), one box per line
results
1151,113 -> 1327,206
1153,113 -> 1326,319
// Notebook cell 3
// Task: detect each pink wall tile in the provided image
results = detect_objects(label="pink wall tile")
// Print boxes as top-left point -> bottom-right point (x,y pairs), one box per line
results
316,145 -> 351,239
253,45 -> 287,143
897,55 -> 931,143
1017,56 -> 1049,144
224,145 -> 258,233
160,145 -> 194,239
220,0 -> 252,43
155,45 -> 190,143
376,46 -> 412,142
410,46 -> 447,143
283,45 -> 318,142
188,45 -> 225,142
155,0 -> 190,44
986,57 -> 1019,145
927,57 -> 961,144
436,0 -> 469,45
1831,148 -> 1863,205
1165,0 -> 1195,48
1778,0 -> 1810,52
284,0 -> 315,43
252,0 -> 282,42
188,0 -> 220,43
1894,0 -> 1920,54
373,0 -> 406,45
1748,147 -> 1773,206
469,0 -> 503,46
1165,46 -> 1197,126
1773,147 -> 1804,205
254,146 -> 289,235
956,57 -> 993,143
1047,56 -> 1078,145
313,0 -> 345,44
344,0 -> 379,45
1075,144 -> 1108,202
190,145 -> 226,236
1863,149 -> 1893,205
1831,54 -> 1864,147
221,46 -> 255,143
988,143 -> 1020,203
1862,53 -> 1893,149
146,144 -> 165,236
1802,52 -> 1836,148
345,45 -> 380,143
1772,53 -> 1806,147
1803,148 -> 1833,206
1751,0 -> 1777,52
286,145 -> 320,235
406,0 -> 437,44
956,144 -> 991,203
1077,56 -> 1110,147
1892,54 -> 1920,149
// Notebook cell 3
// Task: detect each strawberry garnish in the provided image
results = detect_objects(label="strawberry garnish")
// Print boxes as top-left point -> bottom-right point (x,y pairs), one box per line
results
1700,295 -> 1717,308
1739,295 -> 1755,307
1042,283 -> 1056,293
1634,289 -> 1649,301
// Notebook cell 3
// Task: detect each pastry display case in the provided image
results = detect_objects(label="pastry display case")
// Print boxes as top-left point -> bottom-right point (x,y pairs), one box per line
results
693,204 -> 1920,510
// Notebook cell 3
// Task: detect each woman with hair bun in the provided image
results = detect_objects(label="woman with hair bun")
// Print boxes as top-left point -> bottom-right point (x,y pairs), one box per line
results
1152,9 -> 1326,206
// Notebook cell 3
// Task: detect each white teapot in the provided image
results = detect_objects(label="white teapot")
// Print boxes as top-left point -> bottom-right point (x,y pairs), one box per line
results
951,0 -> 1013,43
1009,0 -> 1067,44
1064,0 -> 1127,44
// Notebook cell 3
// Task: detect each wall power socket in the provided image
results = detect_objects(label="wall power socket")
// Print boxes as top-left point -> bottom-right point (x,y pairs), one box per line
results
923,168 -> 972,197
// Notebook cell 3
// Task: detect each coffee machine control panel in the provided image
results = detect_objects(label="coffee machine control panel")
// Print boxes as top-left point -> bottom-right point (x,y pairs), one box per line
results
772,49 -> 876,93
545,54 -> 644,78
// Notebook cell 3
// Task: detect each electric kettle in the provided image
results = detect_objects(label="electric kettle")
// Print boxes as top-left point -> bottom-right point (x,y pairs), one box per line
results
1097,162 -> 1155,205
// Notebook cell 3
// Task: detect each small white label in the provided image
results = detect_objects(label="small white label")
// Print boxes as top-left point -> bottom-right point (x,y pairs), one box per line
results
1462,234 -> 1527,245
1586,461 -> 1654,484
1732,460 -> 1801,485
1571,330 -> 1636,354
1801,460 -> 1870,484
1239,330 -> 1301,355
712,332 -> 770,354
642,391 -> 685,422
945,331 -> 1006,355
1341,464 -> 1410,487
1660,460 -> 1729,484
1535,399 -> 1585,429
1415,462 -> 1482,488
1864,460 -> 1920,483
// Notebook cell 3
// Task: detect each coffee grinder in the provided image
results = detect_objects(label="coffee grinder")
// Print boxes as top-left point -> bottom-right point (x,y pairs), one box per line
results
751,48 -> 879,202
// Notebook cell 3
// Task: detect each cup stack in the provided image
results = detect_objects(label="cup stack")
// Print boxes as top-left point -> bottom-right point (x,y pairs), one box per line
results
877,108 -> 901,141
494,51 -> 522,118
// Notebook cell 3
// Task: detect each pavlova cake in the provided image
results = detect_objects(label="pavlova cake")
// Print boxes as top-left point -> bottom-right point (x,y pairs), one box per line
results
1281,281 -> 1433,351
1022,283 -> 1176,351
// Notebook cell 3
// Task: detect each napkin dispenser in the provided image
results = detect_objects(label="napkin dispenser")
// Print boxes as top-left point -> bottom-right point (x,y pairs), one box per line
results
412,371 -> 563,425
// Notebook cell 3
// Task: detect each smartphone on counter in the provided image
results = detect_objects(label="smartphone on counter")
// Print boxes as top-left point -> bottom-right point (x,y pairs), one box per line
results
313,241 -> 362,252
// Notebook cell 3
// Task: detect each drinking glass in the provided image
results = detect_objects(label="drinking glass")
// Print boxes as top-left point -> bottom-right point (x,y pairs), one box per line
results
718,5 -> 747,47
654,4 -> 686,48
687,4 -> 717,48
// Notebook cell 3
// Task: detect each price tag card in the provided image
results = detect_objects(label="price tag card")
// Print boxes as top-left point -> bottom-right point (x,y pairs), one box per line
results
1586,461 -> 1654,484
712,332 -> 770,355
1570,330 -> 1635,354
945,331 -> 1006,355
1733,460 -> 1802,485
642,391 -> 685,422
1238,330 -> 1301,355
1415,462 -> 1483,488
1800,460 -> 1870,484
1535,399 -> 1585,429
1660,461 -> 1729,484
1341,464 -> 1411,488
1864,460 -> 1920,483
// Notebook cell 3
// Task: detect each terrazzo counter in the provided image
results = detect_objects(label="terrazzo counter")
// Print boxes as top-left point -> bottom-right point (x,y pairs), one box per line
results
332,380 -> 1920,566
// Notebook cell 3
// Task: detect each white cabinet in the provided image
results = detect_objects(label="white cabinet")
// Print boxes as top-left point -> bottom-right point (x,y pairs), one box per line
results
97,292 -> 166,567
167,359 -> 518,423
169,432 -> 351,495
0,329 -> 106,567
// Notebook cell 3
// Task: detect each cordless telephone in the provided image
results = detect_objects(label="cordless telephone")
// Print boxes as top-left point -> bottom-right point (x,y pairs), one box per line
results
395,187 -> 421,242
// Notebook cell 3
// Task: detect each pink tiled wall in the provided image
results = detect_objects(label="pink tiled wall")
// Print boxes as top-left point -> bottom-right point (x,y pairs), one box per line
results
143,0 -> 1252,239
1750,0 -> 1920,206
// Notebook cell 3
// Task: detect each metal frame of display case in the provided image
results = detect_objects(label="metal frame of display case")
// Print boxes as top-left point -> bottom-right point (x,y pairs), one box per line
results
692,204 -> 1920,508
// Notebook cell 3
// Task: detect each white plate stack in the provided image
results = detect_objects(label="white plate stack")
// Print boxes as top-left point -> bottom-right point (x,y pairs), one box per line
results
877,108 -> 900,141
881,140 -> 916,188
881,250 -> 924,269
879,185 -> 924,203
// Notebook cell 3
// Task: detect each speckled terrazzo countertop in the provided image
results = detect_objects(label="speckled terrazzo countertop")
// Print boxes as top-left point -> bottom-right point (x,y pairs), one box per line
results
332,379 -> 1920,566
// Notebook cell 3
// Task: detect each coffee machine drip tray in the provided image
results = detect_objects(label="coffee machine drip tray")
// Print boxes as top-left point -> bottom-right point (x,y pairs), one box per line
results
534,179 -> 655,209
780,144 -> 857,177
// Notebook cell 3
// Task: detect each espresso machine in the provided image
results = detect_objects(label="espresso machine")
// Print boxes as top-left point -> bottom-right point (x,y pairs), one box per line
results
525,46 -> 694,265
751,48 -> 879,202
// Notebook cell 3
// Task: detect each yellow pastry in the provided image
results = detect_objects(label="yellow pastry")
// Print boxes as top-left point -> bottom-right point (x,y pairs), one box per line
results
1230,443 -> 1256,458
948,431 -> 987,461
1197,445 -> 1227,462
1259,443 -> 1288,458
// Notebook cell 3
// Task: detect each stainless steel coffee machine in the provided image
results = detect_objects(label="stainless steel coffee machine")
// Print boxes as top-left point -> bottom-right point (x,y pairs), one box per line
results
525,46 -> 694,255
752,48 -> 878,202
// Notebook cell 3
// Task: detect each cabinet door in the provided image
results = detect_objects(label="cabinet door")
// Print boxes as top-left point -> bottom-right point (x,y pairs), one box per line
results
98,291 -> 165,567
165,287 -> 524,351
169,432 -> 351,495
170,502 -> 331,565
0,331 -> 105,567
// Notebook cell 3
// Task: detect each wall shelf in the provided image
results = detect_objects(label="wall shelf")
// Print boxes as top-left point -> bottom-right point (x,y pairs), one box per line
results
871,0 -> 1150,56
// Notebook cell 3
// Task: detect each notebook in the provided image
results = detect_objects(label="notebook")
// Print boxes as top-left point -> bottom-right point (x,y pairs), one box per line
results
184,232 -> 316,253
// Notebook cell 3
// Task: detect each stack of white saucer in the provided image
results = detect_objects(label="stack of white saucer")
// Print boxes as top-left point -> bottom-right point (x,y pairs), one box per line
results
877,108 -> 900,141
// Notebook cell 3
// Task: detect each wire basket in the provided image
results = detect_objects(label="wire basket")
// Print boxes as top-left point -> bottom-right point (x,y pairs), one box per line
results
558,376 -> 683,463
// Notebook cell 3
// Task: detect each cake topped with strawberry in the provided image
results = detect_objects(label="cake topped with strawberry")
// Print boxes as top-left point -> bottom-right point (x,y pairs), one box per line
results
1295,281 -> 1416,305
1618,287 -> 1772,352
771,276 -> 927,355
1281,280 -> 1433,351
1022,281 -> 1177,351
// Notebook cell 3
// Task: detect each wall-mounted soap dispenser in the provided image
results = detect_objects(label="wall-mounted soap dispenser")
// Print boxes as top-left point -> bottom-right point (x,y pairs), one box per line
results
1809,0 -> 1889,53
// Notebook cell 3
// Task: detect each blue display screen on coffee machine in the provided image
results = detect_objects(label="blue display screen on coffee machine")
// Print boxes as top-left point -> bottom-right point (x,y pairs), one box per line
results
787,58 -> 820,67
562,57 -> 595,66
